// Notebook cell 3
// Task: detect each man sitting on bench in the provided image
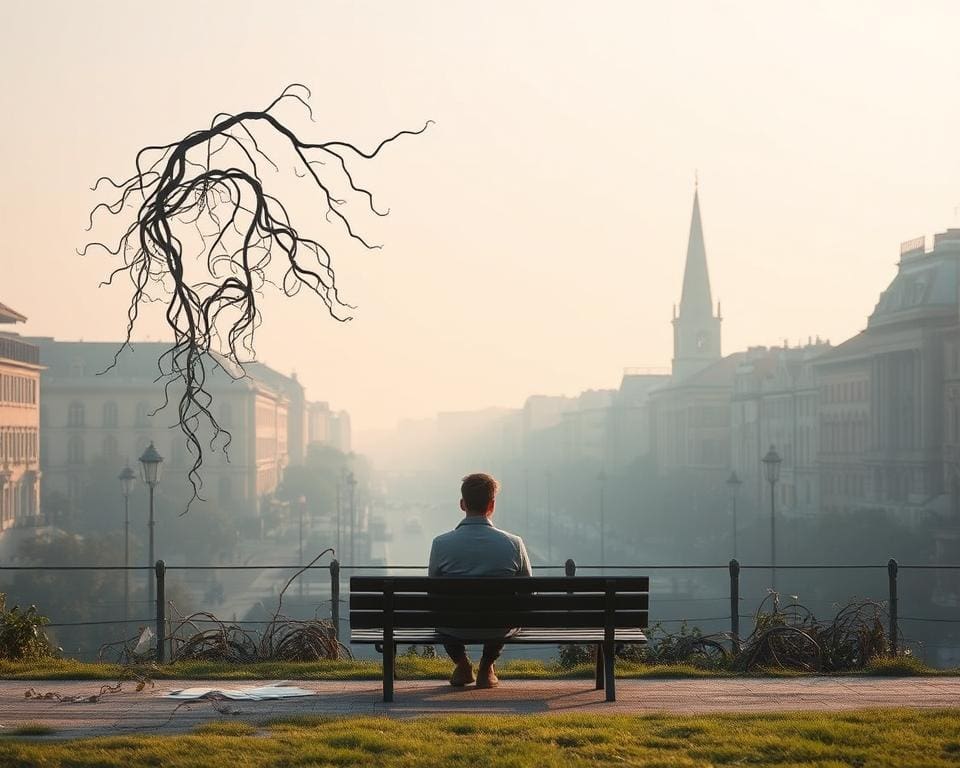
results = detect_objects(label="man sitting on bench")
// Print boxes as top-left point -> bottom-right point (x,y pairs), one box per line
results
428,472 -> 533,688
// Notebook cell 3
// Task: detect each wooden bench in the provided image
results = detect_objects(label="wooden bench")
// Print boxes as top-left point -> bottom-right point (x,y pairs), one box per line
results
350,576 -> 649,702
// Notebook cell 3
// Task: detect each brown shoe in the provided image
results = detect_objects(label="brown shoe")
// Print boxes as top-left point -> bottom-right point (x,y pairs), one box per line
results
475,663 -> 500,689
450,660 -> 475,687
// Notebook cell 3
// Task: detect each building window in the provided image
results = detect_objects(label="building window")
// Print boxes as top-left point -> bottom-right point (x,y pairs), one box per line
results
67,435 -> 85,465
67,401 -> 85,428
103,401 -> 119,429
135,402 -> 150,428
102,434 -> 119,460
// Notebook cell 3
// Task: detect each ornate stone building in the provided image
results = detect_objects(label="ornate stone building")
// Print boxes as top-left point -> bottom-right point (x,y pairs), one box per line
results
814,230 -> 960,519
0,304 -> 41,529
29,339 -> 292,522
729,342 -> 830,518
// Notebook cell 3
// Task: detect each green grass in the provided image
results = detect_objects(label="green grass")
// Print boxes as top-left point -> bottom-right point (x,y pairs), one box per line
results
1,710 -> 958,766
0,656 -> 960,680
0,656 -> 954,681
0,658 -> 729,681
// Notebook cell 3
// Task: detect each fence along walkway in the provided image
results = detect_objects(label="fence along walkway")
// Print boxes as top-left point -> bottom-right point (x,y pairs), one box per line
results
1,558 -> 958,662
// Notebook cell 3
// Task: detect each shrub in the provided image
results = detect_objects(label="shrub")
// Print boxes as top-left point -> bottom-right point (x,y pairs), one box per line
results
557,644 -> 593,668
0,594 -> 57,661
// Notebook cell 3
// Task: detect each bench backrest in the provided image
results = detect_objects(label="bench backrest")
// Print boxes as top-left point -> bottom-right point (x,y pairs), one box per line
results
349,576 -> 649,630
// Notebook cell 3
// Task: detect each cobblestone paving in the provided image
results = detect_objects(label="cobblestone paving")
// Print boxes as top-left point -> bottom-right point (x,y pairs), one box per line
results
2,678 -> 957,738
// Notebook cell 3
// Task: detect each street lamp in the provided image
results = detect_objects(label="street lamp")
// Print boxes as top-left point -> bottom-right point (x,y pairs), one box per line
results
118,464 -> 136,623
347,471 -> 357,565
598,470 -> 607,567
761,445 -> 782,590
298,495 -> 307,598
336,469 -> 344,560
139,441 -> 163,600
524,466 -> 530,539
726,471 -> 742,559
545,471 -> 553,564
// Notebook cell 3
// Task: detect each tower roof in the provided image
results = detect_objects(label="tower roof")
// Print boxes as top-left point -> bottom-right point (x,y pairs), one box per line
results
678,188 -> 714,318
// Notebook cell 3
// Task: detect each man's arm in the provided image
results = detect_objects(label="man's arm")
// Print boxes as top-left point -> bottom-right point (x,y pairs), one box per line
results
516,537 -> 533,577
428,538 -> 442,577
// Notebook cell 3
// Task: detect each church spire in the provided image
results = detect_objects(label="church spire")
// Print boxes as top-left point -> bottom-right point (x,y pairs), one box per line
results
678,187 -> 714,319
671,184 -> 722,380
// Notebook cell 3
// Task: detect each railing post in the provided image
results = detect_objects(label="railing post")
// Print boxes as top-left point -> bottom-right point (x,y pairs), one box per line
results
565,558 -> 576,577
729,558 -> 740,654
330,559 -> 341,643
155,560 -> 166,664
887,558 -> 898,656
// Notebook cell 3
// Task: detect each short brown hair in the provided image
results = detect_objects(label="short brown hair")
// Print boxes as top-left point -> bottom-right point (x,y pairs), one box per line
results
461,473 -> 500,514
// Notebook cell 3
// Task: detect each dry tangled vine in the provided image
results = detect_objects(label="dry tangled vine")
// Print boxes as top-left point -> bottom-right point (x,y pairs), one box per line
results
99,549 -> 345,664
641,594 -> 895,672
83,84 -> 430,510
562,593 -> 902,673
731,593 -> 892,673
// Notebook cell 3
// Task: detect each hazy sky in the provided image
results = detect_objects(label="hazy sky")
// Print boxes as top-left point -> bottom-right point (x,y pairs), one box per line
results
2,1 -> 959,440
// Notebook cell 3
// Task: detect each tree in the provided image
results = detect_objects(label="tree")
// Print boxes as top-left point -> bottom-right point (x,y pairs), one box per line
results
83,84 -> 428,509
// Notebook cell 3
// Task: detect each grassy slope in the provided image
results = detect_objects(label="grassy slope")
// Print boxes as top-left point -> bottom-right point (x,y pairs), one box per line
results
1,709 -> 959,767
0,655 -> 952,681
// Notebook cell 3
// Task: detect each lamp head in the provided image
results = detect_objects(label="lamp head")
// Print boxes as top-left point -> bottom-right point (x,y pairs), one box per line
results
118,464 -> 136,497
138,441 -> 164,487
761,445 -> 782,485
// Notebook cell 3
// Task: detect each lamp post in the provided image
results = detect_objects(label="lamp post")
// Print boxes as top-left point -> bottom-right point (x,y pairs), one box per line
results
347,471 -> 357,565
545,470 -> 553,564
335,469 -> 344,560
118,464 -> 136,623
139,442 -> 163,601
598,470 -> 607,567
524,466 -> 530,538
298,494 -> 307,598
726,471 -> 742,560
761,445 -> 782,590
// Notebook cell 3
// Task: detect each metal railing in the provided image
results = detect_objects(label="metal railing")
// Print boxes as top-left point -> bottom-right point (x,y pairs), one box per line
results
0,335 -> 39,365
2,557 -> 958,663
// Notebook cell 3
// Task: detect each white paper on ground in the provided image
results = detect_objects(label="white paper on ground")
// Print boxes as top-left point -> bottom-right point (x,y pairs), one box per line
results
165,682 -> 316,701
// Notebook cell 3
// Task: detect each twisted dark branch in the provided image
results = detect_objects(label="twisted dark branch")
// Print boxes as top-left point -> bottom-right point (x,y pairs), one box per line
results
84,84 -> 429,511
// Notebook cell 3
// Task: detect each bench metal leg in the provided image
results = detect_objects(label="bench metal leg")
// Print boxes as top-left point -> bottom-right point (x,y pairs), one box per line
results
383,641 -> 395,702
595,644 -> 604,690
603,639 -> 616,702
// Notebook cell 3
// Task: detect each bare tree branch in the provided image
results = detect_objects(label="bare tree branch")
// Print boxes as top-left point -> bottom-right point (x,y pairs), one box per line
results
84,83 -> 430,512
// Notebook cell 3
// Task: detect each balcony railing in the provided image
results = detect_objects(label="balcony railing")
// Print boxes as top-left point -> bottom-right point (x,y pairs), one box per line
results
0,335 -> 39,365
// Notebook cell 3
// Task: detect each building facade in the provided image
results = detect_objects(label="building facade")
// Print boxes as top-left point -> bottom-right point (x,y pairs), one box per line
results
729,342 -> 829,517
814,230 -> 960,520
306,401 -> 352,453
30,339 -> 291,522
0,304 -> 41,529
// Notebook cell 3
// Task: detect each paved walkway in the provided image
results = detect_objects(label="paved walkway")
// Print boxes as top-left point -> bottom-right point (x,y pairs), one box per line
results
2,678 -> 958,738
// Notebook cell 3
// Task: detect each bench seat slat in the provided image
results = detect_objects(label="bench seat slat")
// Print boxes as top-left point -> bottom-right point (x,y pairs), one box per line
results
350,576 -> 649,594
351,610 -> 647,629
350,594 -> 648,612
351,628 -> 647,644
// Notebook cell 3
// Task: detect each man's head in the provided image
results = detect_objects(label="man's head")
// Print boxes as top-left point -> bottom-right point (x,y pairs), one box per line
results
460,472 -> 500,517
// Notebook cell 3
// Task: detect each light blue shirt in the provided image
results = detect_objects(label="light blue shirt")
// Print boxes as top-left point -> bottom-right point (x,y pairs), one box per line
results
428,515 -> 533,639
